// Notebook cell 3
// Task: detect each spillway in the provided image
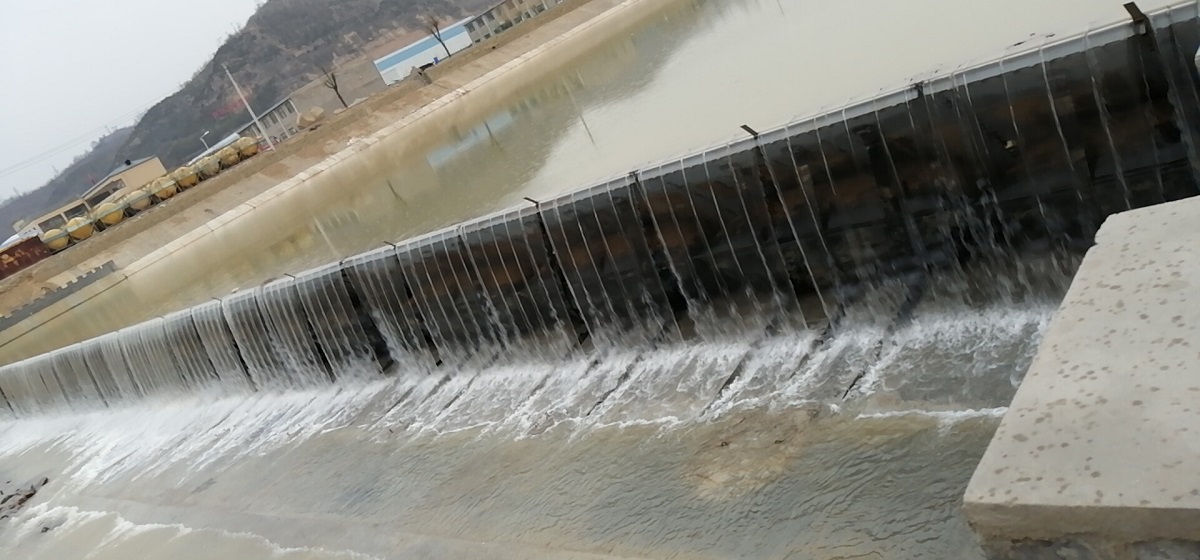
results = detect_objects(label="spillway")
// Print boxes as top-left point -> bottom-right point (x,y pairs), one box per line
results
1,3 -> 1199,419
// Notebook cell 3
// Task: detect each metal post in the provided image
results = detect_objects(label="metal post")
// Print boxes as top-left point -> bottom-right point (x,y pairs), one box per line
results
1123,2 -> 1149,34
224,64 -> 276,151
522,196 -> 591,344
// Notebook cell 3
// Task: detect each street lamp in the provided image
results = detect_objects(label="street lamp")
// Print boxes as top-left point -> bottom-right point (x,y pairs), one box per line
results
200,130 -> 211,150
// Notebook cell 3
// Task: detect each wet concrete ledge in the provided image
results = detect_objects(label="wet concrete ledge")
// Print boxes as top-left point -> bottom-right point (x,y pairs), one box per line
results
964,196 -> 1200,555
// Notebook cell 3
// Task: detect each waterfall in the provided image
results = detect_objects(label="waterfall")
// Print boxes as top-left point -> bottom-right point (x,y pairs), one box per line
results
2,5 -> 1199,418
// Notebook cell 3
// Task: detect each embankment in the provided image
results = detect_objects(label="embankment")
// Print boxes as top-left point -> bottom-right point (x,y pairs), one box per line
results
0,0 -> 681,363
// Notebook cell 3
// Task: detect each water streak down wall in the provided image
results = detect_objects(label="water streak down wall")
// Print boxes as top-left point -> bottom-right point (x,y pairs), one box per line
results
2,5 -> 1200,418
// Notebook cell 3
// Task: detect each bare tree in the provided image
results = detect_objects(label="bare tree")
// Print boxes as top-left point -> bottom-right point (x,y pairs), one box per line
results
421,15 -> 453,59
321,65 -> 348,108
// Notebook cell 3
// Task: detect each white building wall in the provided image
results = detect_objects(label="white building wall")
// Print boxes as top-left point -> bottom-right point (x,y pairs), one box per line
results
375,21 -> 474,85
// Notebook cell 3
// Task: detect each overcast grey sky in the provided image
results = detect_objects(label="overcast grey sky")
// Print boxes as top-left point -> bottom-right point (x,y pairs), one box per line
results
0,0 -> 265,199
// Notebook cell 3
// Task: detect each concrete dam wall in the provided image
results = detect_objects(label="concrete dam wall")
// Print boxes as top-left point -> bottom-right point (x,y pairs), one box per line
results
2,3 -> 1199,418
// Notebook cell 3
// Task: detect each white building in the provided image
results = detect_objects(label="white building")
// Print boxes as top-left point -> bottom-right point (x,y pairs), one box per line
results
464,0 -> 566,43
374,18 -> 474,84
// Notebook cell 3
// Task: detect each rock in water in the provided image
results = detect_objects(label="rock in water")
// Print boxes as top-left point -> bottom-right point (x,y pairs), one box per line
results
0,476 -> 50,520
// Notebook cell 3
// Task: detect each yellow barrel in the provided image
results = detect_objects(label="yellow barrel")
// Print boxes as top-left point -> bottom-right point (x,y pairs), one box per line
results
197,156 -> 221,179
152,178 -> 178,200
235,136 -> 260,158
172,166 -> 199,189
66,217 -> 95,240
40,229 -> 69,251
92,202 -> 125,226
217,146 -> 241,168
124,189 -> 152,211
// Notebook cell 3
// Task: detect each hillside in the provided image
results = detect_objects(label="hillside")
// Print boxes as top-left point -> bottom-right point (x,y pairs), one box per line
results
2,0 -> 494,232
119,0 -> 496,170
0,127 -> 133,233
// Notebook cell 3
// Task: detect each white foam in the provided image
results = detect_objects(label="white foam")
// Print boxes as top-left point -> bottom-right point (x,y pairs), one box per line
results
0,505 -> 383,559
849,303 -> 1054,398
856,407 -> 1009,434
0,299 -> 1054,499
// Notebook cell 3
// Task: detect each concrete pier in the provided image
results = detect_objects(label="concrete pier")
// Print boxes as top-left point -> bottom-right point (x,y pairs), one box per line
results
964,196 -> 1200,558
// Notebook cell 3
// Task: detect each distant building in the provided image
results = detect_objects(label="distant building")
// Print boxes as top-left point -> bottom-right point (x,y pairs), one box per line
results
229,60 -> 389,146
78,155 -> 168,208
189,74 -> 367,163
374,18 -> 475,84
464,0 -> 566,44
25,156 -> 166,232
11,219 -> 43,239
28,200 -> 89,233
78,157 -> 168,209
183,99 -> 295,165
186,133 -> 240,166
237,97 -> 300,144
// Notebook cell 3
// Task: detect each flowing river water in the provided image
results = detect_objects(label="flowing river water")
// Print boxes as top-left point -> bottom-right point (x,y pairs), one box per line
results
0,0 -> 1185,557
0,256 -> 1072,558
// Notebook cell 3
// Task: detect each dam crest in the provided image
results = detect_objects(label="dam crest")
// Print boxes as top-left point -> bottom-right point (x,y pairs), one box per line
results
1,3 -> 1199,419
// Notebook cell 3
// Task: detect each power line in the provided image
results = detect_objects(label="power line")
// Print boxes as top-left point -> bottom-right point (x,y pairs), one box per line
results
0,106 -> 148,178
0,90 -> 177,180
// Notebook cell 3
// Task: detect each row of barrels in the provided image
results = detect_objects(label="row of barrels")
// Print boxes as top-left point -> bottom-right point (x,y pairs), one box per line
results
38,137 -> 263,251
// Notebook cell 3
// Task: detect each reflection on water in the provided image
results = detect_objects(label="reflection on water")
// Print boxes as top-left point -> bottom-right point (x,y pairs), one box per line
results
0,0 -> 1175,363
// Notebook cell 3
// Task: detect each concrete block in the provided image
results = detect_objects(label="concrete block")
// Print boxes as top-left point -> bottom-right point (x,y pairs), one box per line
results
965,197 -> 1200,543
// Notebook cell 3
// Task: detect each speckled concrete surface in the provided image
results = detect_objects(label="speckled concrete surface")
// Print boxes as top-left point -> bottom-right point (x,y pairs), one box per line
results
965,196 -> 1200,542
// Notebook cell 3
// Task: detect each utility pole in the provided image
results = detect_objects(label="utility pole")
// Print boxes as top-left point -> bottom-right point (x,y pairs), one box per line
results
224,64 -> 275,151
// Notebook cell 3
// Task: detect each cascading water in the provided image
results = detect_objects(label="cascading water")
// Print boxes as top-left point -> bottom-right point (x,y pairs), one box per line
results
1,1 -> 1199,558
0,261 -> 1062,557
